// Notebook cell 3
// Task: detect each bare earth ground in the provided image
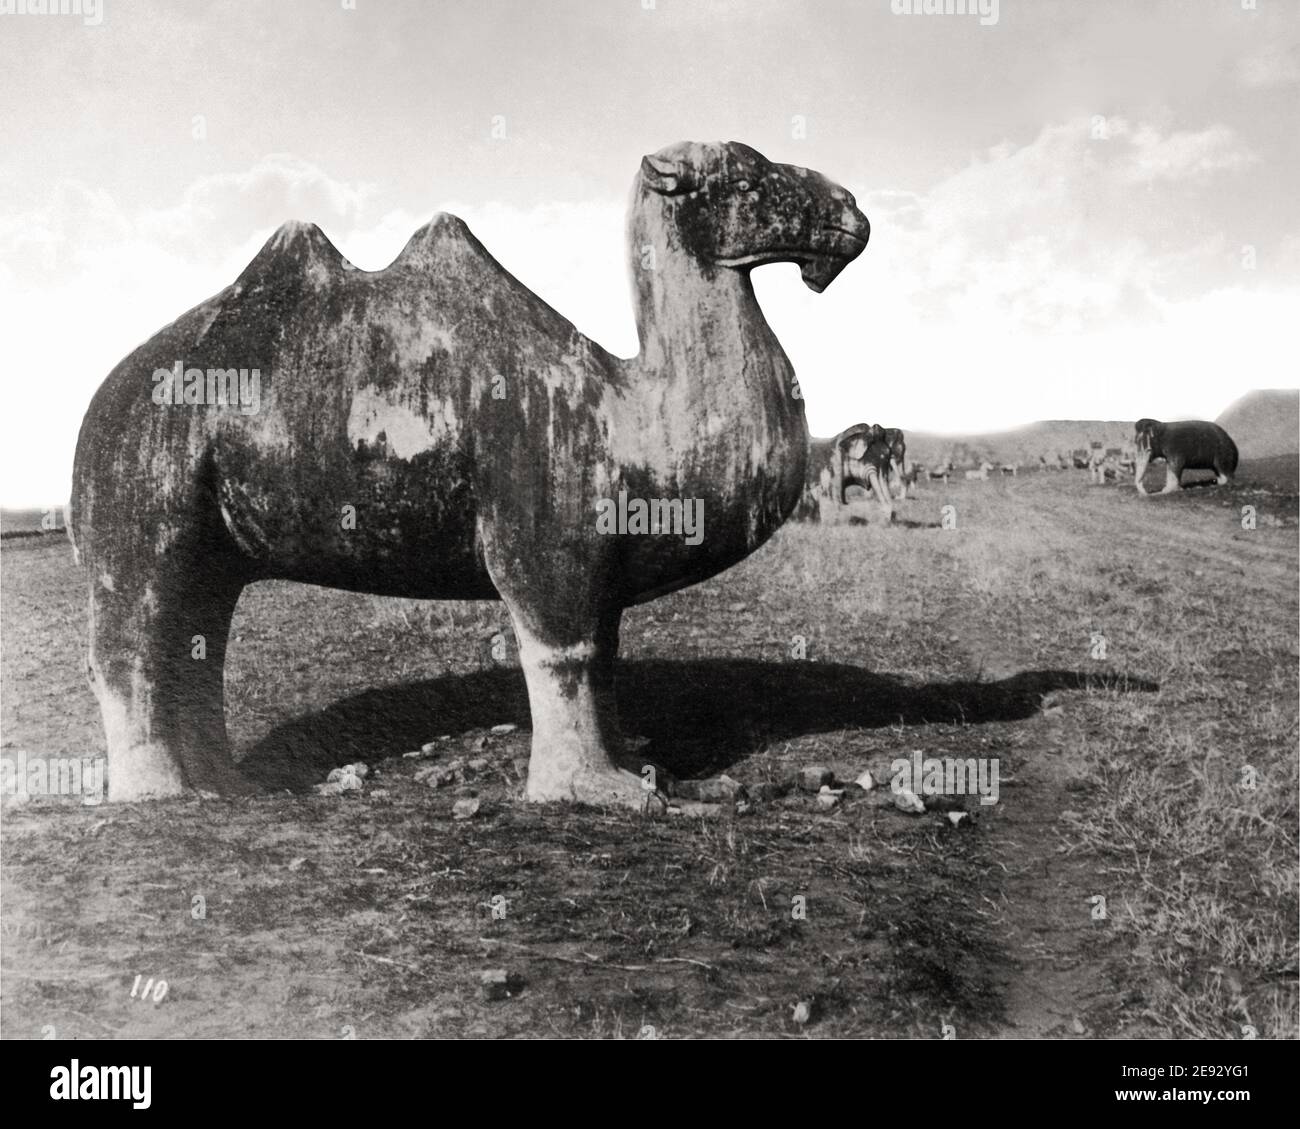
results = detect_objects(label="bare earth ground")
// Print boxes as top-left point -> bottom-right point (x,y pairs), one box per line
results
2,464 -> 1296,1039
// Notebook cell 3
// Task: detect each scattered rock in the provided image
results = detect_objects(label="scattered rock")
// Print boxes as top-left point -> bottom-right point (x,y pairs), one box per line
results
315,765 -> 364,795
728,602 -> 748,612
947,811 -> 969,827
287,857 -> 308,872
798,766 -> 834,793
667,801 -> 723,818
674,774 -> 745,803
480,969 -> 524,1000
490,723 -> 518,736
791,1000 -> 813,1025
749,780 -> 790,803
893,788 -> 925,814
403,750 -> 425,759
467,758 -> 490,773
420,742 -> 439,755
415,765 -> 457,788
452,797 -> 482,820
816,785 -> 842,811
324,763 -> 368,792
1071,1016 -> 1086,1035
853,770 -> 874,792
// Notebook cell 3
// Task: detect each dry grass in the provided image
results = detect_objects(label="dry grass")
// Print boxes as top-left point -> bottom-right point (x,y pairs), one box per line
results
1,465 -> 1295,1038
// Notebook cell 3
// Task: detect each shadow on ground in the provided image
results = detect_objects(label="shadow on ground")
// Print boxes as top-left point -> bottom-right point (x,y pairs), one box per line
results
242,659 -> 1158,791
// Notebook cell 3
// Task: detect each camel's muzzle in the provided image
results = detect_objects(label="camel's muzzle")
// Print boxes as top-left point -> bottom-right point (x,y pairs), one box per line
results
800,215 -> 869,292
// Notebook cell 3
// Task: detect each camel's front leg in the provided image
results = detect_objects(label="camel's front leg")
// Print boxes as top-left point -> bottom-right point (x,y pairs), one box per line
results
507,611 -> 659,810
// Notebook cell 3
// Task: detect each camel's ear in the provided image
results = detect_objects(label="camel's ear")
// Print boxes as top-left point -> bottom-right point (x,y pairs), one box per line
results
641,153 -> 700,196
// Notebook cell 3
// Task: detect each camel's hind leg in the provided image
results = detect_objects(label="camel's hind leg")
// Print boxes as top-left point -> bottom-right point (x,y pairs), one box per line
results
1160,462 -> 1183,494
87,549 -> 251,800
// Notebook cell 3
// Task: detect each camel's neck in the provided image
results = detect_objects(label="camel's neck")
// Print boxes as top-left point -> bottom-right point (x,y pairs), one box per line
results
627,207 -> 799,410
620,203 -> 808,524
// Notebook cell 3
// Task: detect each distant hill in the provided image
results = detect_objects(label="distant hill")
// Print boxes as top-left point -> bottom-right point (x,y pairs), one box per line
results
1217,390 -> 1300,459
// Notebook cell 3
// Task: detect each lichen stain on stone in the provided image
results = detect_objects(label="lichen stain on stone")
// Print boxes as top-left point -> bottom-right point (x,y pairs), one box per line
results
346,385 -> 452,459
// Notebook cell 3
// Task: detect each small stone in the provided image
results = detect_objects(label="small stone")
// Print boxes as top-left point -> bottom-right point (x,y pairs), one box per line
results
667,801 -> 723,818
421,742 -> 439,754
415,765 -> 456,788
287,857 -> 308,871
816,787 -> 842,810
893,788 -> 925,814
453,797 -> 481,820
728,602 -> 748,613
480,969 -> 523,1000
675,774 -> 745,803
1071,1016 -> 1086,1034
854,770 -> 874,792
403,750 -> 425,759
947,811 -> 968,827
467,758 -> 490,773
490,724 -> 517,736
799,766 -> 834,793
791,1000 -> 813,1025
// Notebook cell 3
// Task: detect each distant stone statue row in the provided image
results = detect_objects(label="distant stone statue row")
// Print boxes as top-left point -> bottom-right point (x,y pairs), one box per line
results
807,417 -> 1239,515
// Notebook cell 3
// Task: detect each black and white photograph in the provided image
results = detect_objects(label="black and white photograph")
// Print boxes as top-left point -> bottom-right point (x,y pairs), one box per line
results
1,0 -> 1297,1069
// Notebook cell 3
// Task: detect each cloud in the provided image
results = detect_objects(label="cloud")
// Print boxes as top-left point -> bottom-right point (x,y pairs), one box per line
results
0,123 -> 1295,506
1239,42 -> 1300,88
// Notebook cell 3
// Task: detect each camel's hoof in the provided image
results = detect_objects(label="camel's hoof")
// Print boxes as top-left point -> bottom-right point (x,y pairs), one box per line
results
527,767 -> 668,814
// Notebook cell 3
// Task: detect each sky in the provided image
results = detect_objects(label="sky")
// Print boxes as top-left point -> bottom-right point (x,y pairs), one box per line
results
1,0 -> 1297,507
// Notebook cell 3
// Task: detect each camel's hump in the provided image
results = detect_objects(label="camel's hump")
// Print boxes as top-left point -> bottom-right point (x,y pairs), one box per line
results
235,220 -> 348,288
235,213 -> 494,289
392,212 -> 494,271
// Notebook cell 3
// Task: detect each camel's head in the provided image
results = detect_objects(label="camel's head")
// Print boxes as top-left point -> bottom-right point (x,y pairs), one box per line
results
638,141 -> 869,292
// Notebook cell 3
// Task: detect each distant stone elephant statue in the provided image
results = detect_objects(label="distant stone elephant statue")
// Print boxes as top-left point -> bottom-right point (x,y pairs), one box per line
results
1133,418 -> 1238,495
824,423 -> 895,523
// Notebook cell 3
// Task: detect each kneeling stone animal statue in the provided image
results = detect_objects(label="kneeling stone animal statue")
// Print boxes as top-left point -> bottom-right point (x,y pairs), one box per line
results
70,141 -> 870,807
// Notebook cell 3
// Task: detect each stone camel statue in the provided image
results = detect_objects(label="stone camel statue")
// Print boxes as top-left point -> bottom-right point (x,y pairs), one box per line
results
69,141 -> 870,807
